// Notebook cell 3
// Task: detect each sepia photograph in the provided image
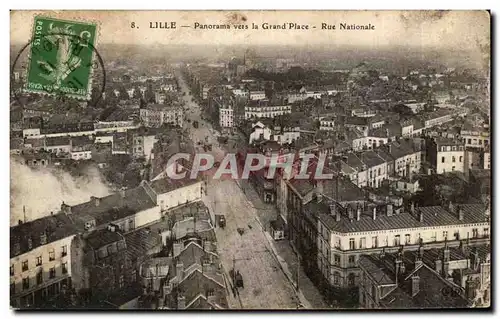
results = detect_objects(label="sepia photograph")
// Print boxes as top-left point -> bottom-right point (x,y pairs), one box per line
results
9,10 -> 491,310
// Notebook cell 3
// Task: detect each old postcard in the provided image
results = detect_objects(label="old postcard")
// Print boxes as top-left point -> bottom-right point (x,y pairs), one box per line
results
9,10 -> 491,310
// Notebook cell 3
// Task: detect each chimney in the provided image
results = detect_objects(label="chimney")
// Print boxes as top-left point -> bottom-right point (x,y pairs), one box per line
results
387,204 -> 393,217
203,240 -> 211,252
386,128 -> 390,137
435,259 -> 442,275
173,243 -> 182,257
91,196 -> 100,207
419,211 -> 424,222
61,202 -> 72,215
411,276 -> 420,297
465,277 -> 476,300
335,209 -> 341,222
448,201 -> 454,213
176,262 -> 184,281
163,282 -> 173,297
329,204 -> 337,218
40,232 -> 47,245
470,248 -> 479,270
316,193 -> 323,203
443,245 -> 450,262
202,260 -> 211,273
357,205 -> 362,221
372,206 -> 377,220
411,201 -> 415,214
177,295 -> 186,310
458,205 -> 464,221
348,206 -> 354,221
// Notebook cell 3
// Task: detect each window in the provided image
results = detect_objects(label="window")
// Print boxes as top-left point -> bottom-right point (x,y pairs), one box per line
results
441,157 -> 445,163
431,232 -> 437,242
22,277 -> 29,290
62,262 -> 68,274
405,234 -> 411,244
443,231 -> 448,240
333,272 -> 341,285
452,156 -> 456,163
459,156 -> 463,162
10,265 -> 14,276
484,228 -> 489,238
119,275 -> 124,288
360,237 -> 366,249
394,235 -> 401,246
49,267 -> 56,279
372,236 -> 378,248
334,254 -> 341,266
348,256 -> 356,266
348,273 -> 356,286
36,270 -> 43,285
36,256 -> 42,266
349,238 -> 356,250
467,138 -> 472,145
22,261 -> 28,272
61,245 -> 67,257
479,139 -> 482,145
49,249 -> 55,261
472,228 -> 479,238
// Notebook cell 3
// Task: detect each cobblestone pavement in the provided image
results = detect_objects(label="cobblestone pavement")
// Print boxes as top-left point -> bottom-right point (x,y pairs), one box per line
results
204,179 -> 299,309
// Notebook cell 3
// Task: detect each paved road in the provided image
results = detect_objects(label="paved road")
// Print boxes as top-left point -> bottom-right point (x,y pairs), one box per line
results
175,70 -> 300,309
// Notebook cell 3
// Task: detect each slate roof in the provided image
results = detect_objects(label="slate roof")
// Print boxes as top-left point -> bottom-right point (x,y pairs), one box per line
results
150,178 -> 201,195
86,229 -> 125,250
314,203 -> 487,234
10,213 -> 77,258
359,253 -> 471,309
124,226 -> 163,260
45,136 -> 71,147
69,185 -> 156,230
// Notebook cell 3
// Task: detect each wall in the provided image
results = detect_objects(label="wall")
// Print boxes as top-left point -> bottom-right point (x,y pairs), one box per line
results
134,206 -> 162,229
11,235 -> 75,299
157,181 -> 203,211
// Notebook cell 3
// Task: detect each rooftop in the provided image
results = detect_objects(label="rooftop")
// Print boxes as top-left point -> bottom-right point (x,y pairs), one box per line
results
10,213 -> 76,258
315,202 -> 487,233
69,185 -> 156,231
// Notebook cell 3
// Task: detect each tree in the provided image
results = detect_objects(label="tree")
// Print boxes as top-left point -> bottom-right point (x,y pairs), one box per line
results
117,85 -> 128,100
133,86 -> 142,99
144,84 -> 155,103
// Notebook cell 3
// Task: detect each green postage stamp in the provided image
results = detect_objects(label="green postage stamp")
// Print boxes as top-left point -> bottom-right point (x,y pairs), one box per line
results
25,16 -> 98,99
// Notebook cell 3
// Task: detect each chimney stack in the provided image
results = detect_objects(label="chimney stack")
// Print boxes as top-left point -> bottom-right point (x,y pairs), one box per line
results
387,204 -> 393,217
177,295 -> 186,310
448,201 -> 454,213
91,196 -> 100,207
419,210 -> 424,222
411,275 -> 420,297
372,206 -> 377,220
443,245 -> 450,262
458,205 -> 464,221
356,205 -> 362,221
411,201 -> 415,214
173,243 -> 182,258
204,240 -> 211,252
176,262 -> 184,281
435,259 -> 443,274
330,204 -> 337,218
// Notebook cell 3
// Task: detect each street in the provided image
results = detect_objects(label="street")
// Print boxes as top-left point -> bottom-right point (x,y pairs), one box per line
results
175,69 -> 330,309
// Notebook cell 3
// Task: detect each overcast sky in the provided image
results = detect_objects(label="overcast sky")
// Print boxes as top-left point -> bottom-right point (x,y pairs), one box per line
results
11,10 -> 489,60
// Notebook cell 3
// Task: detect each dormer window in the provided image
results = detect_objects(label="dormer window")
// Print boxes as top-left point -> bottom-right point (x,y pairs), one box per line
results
14,243 -> 21,256
40,233 -> 47,245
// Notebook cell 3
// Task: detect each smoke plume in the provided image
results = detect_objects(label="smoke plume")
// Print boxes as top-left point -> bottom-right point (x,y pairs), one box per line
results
10,158 -> 111,226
